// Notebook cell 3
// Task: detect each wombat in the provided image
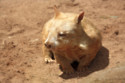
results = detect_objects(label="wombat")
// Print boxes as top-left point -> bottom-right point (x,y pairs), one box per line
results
41,7 -> 102,73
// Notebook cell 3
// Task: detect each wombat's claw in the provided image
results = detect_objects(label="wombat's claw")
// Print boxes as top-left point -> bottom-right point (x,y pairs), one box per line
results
63,70 -> 74,74
78,67 -> 85,72
45,58 -> 55,63
78,66 -> 88,72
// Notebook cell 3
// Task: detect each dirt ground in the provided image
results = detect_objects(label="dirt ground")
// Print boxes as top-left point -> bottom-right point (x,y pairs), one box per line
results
0,0 -> 125,83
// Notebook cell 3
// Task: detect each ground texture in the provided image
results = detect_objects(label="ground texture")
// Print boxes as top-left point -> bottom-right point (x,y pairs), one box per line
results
0,0 -> 125,83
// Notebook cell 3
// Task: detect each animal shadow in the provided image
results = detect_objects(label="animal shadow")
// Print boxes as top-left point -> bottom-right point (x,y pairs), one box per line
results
60,46 -> 109,79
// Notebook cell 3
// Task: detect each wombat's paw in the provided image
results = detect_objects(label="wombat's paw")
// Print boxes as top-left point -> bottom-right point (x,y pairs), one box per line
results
77,67 -> 86,72
63,70 -> 74,74
45,58 -> 55,63
63,68 -> 75,74
59,65 -> 75,74
77,66 -> 88,72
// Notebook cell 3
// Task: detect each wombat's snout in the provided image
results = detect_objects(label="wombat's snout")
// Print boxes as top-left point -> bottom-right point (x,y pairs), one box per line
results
44,42 -> 52,48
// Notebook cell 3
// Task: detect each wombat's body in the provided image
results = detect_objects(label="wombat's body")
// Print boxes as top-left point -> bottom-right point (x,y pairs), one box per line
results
42,8 -> 102,73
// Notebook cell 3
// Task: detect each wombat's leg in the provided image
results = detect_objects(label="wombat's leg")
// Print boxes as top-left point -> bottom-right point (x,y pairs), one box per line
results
55,55 -> 74,74
43,46 -> 55,63
78,54 -> 96,71
78,55 -> 89,72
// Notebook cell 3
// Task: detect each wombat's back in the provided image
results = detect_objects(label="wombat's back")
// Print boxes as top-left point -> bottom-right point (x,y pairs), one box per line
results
81,18 -> 102,41
79,18 -> 102,58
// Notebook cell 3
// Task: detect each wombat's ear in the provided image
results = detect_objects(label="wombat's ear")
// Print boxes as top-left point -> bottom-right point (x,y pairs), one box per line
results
77,12 -> 84,24
53,5 -> 60,18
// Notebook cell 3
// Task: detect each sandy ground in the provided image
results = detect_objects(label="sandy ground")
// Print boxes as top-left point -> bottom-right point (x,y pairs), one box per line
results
0,0 -> 125,83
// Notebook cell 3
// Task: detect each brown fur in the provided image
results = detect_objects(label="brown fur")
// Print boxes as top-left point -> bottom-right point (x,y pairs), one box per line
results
41,8 -> 102,73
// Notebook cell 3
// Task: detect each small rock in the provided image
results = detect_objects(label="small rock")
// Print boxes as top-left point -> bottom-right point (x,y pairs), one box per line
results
110,16 -> 118,19
17,70 -> 21,73
116,61 -> 120,64
73,3 -> 79,6
114,30 -> 119,35
6,62 -> 10,66
71,0 -> 75,2
30,39 -> 39,43
102,0 -> 108,1
8,36 -> 12,39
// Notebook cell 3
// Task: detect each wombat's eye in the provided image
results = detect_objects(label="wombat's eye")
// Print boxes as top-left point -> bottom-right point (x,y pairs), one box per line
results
58,32 -> 66,37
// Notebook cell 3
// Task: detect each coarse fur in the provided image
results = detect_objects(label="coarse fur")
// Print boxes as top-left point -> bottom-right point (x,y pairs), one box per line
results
41,7 -> 102,73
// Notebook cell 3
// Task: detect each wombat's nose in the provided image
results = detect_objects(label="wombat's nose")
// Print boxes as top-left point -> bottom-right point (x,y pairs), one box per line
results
44,43 -> 52,48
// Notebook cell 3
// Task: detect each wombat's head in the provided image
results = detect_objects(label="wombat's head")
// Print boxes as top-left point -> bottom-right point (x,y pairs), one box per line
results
44,7 -> 85,52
